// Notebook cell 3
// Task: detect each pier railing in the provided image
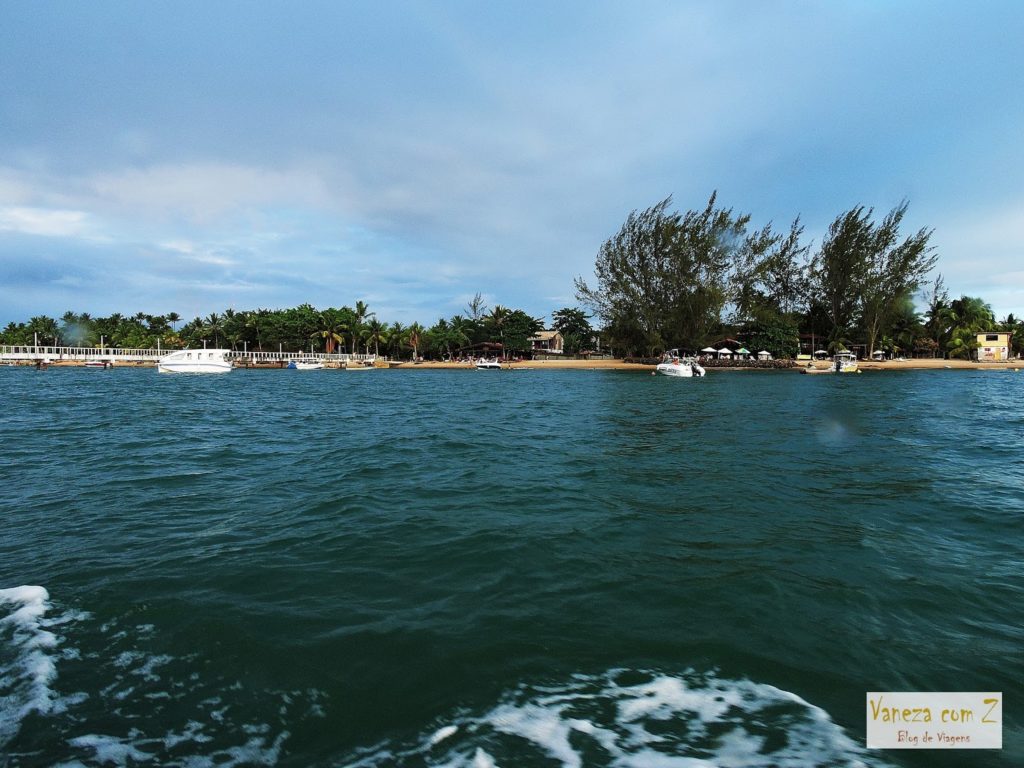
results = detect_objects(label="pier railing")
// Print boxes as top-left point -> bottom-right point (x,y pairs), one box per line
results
0,345 -> 377,364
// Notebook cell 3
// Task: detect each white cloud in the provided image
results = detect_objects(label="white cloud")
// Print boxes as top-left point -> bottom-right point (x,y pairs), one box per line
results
0,206 -> 93,237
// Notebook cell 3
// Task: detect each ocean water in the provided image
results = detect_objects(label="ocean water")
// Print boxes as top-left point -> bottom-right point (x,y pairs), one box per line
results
1,366 -> 1021,767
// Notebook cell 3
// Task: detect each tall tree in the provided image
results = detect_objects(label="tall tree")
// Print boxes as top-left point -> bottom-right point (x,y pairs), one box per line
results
405,322 -> 425,360
551,307 -> 593,355
810,201 -> 936,353
349,300 -> 374,354
576,193 -> 748,353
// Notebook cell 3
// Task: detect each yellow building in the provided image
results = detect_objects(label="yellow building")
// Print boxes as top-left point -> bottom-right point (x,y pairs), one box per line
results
976,331 -> 1012,361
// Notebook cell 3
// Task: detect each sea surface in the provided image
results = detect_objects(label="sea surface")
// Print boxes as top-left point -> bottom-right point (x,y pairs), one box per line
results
1,366 -> 1021,767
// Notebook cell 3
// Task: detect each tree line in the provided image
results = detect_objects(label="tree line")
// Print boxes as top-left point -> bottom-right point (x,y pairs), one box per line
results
0,296 -> 597,361
2,192 -> 1019,361
575,193 -> 1021,359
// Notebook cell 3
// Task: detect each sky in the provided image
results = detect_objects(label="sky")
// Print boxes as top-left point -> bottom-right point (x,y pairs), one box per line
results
1,1 -> 1022,327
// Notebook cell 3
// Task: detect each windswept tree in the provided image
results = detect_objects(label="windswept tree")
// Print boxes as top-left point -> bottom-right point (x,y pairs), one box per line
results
921,274 -> 950,347
810,201 -> 936,353
731,217 -> 810,321
576,193 -> 749,354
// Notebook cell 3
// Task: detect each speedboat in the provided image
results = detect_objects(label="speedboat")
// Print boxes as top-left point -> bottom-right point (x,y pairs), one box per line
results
157,349 -> 233,374
84,360 -> 113,369
834,352 -> 860,374
288,359 -> 324,370
655,350 -> 705,378
476,358 -> 502,370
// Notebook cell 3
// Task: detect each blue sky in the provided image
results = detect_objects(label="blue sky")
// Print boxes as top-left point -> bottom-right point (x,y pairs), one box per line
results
1,1 -> 1022,326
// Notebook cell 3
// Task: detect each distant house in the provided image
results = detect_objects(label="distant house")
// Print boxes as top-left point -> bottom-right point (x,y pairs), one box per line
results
530,330 -> 564,354
976,331 -> 1012,361
457,341 -> 504,359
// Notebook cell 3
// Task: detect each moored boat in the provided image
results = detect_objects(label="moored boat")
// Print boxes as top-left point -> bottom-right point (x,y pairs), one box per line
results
476,358 -> 502,370
834,352 -> 860,374
288,359 -> 324,370
157,349 -> 233,374
655,349 -> 705,378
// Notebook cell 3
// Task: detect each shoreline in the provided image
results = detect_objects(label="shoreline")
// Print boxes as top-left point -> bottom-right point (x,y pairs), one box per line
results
9,358 -> 1022,371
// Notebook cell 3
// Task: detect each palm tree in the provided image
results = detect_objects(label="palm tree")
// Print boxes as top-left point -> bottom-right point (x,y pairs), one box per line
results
349,300 -> 374,354
167,312 -> 181,332
205,313 -> 224,347
245,309 -> 270,351
386,321 -> 405,359
405,322 -> 425,360
940,296 -> 995,359
311,308 -> 346,354
486,305 -> 510,357
364,318 -> 386,356
28,315 -> 60,347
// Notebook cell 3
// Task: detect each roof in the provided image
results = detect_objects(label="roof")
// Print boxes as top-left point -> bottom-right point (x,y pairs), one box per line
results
531,330 -> 563,341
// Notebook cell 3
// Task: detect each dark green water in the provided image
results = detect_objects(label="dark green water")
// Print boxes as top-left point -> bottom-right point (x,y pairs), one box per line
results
1,367 -> 1021,767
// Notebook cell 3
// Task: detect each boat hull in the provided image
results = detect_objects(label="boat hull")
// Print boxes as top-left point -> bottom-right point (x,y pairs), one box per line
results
157,349 -> 233,374
655,362 -> 705,377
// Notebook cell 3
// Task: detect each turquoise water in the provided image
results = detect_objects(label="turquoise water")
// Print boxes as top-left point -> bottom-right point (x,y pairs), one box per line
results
1,367 -> 1021,767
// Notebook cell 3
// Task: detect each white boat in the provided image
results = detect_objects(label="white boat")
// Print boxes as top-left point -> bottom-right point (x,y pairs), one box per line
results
801,351 -> 861,374
157,349 -> 233,374
476,358 -> 502,370
655,349 -> 706,378
834,351 -> 860,374
288,359 -> 324,370
84,360 -> 113,369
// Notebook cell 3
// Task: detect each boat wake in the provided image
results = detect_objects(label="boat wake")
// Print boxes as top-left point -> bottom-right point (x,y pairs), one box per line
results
0,585 -> 83,749
1,587 -> 322,767
346,668 -> 889,768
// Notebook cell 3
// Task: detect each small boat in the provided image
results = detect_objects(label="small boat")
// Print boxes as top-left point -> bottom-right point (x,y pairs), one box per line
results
801,352 -> 861,374
834,352 -> 860,374
84,360 -> 113,369
655,349 -> 705,378
345,363 -> 374,370
158,349 -> 233,374
288,359 -> 324,370
476,358 -> 502,370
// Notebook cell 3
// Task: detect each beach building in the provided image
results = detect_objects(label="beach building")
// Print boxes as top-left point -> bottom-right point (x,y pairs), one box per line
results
530,330 -> 564,354
976,331 -> 1012,361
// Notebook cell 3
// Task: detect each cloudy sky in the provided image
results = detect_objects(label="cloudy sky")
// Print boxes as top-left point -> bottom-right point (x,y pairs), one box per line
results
1,1 -> 1022,326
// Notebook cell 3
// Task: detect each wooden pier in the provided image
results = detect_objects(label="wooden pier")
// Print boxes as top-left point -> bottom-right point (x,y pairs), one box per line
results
0,345 -> 377,367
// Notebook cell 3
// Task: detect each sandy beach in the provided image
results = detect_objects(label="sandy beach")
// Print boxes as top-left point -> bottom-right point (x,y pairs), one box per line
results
13,357 -> 1023,371
393,357 -> 1024,371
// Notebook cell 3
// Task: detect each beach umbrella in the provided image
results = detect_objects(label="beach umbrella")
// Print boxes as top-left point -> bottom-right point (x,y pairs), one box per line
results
814,349 -> 829,356
701,346 -> 717,353
717,348 -> 732,356
757,350 -> 771,359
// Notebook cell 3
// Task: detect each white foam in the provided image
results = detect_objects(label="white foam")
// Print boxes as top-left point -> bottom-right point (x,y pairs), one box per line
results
429,724 -> 459,746
0,585 -> 61,747
345,669 -> 889,768
69,733 -> 154,765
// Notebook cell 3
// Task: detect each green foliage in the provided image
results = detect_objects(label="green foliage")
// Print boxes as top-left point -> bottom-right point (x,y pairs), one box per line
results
551,307 -> 593,354
810,201 -> 936,354
576,193 -> 803,354
744,314 -> 800,359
